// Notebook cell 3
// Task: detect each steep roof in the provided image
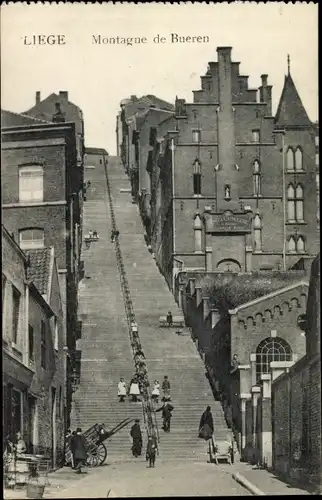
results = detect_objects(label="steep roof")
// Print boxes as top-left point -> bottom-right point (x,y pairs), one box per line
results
24,93 -> 82,114
1,109 -> 50,128
275,73 -> 312,128
25,248 -> 52,296
122,95 -> 174,119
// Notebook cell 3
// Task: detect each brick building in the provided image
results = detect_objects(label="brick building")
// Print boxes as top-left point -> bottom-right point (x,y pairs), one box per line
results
23,91 -> 85,174
2,226 -> 65,467
178,269 -> 309,466
1,116 -> 83,427
145,47 -> 319,288
117,95 -> 174,205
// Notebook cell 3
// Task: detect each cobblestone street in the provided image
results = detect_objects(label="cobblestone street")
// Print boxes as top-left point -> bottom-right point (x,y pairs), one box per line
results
46,461 -> 250,498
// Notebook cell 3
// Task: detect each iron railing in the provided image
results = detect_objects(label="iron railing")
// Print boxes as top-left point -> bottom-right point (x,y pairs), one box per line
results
104,162 -> 160,447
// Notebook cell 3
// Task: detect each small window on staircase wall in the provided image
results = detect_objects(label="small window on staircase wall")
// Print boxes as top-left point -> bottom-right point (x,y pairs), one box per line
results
194,214 -> 202,252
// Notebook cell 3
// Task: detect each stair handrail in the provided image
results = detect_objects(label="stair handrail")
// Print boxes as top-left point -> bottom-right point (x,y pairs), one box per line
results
104,162 -> 158,449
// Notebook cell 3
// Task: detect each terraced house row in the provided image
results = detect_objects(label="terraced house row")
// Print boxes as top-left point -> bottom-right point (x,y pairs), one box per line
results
1,90 -> 86,466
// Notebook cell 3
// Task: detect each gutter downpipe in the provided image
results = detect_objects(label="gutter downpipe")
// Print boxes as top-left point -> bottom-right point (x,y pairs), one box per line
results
171,137 -> 176,292
282,131 -> 286,271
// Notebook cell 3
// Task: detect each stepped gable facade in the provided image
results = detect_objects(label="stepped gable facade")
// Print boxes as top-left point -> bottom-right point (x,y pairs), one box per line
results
145,47 -> 318,288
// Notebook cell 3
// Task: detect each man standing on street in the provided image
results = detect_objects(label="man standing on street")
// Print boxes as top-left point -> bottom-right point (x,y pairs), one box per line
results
146,435 -> 158,468
156,398 -> 174,432
162,375 -> 171,401
70,428 -> 87,474
130,419 -> 142,457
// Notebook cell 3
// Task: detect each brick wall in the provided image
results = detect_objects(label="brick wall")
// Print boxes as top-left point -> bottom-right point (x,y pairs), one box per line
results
3,205 -> 67,268
231,284 -> 308,367
272,354 -> 321,488
2,146 -> 66,204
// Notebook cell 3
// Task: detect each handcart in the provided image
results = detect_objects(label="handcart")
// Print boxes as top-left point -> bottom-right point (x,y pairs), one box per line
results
209,436 -> 233,465
65,418 -> 133,467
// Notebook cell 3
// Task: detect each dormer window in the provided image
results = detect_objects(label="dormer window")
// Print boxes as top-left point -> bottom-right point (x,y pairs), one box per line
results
19,228 -> 45,250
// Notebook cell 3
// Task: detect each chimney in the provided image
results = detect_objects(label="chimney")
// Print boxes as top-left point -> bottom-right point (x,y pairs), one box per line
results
36,91 -> 41,105
59,91 -> 68,100
259,75 -> 272,116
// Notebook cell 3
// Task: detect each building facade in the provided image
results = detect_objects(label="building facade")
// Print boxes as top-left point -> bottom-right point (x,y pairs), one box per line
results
2,226 -> 65,467
1,118 -> 83,427
146,47 -> 319,288
178,269 -> 309,467
118,95 -> 174,202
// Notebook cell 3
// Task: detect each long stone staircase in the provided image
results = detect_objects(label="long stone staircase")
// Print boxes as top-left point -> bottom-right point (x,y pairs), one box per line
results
107,156 -> 231,461
70,154 -> 145,462
71,153 -> 232,463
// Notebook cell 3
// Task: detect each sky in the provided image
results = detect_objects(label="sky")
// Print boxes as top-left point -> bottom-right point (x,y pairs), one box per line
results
1,3 -> 318,155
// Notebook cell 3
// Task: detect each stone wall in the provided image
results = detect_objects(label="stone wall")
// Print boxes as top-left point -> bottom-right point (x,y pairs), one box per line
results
272,354 -> 321,489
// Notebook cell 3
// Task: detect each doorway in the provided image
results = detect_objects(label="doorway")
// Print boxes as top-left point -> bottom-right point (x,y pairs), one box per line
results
51,388 -> 57,468
11,388 -> 23,438
27,396 -> 37,454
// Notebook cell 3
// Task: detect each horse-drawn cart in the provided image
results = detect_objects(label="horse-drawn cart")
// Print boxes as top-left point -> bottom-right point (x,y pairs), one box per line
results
65,418 -> 133,467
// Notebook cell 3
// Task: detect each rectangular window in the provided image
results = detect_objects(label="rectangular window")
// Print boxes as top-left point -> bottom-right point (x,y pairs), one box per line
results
252,130 -> 260,143
41,320 -> 46,369
19,229 -> 44,250
19,166 -> 44,202
192,130 -> 201,143
12,286 -> 21,344
28,325 -> 34,362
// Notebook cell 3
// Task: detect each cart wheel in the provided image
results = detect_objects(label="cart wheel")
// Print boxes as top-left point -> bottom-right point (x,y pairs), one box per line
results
86,454 -> 99,467
97,443 -> 107,465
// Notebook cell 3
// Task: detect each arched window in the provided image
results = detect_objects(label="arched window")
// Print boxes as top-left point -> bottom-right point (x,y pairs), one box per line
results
287,184 -> 295,221
193,214 -> 202,252
297,236 -> 305,253
256,337 -> 292,382
287,148 -> 294,171
288,236 -> 296,253
193,158 -> 201,196
295,184 -> 304,221
19,228 -> 44,250
19,165 -> 44,202
295,148 -> 303,171
216,259 -> 241,273
253,214 -> 262,251
253,160 -> 261,196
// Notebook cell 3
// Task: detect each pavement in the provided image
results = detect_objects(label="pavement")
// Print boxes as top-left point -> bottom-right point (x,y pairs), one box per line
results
4,458 -> 313,498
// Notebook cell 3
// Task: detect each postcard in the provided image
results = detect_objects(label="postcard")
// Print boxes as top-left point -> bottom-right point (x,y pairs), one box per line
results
2,3 -> 320,498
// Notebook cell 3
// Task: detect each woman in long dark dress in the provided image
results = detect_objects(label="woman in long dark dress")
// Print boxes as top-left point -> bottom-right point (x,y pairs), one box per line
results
199,406 -> 214,440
